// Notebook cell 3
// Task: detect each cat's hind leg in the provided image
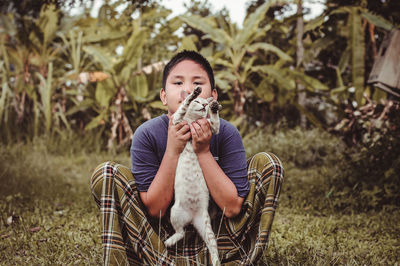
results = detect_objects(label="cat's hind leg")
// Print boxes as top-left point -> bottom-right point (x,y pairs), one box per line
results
193,211 -> 220,266
164,204 -> 191,247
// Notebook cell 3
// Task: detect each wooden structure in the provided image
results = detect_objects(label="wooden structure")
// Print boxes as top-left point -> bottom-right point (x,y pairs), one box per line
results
368,29 -> 400,97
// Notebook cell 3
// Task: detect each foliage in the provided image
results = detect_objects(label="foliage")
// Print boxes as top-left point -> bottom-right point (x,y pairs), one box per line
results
330,100 -> 400,210
0,2 -> 178,147
0,0 -> 397,145
244,126 -> 346,168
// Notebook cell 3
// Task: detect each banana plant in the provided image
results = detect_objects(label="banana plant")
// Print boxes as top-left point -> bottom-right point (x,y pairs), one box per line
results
0,5 -> 68,138
181,1 -> 294,118
305,5 -> 395,106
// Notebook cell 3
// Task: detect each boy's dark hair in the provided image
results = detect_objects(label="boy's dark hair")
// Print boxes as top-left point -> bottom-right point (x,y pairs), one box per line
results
162,50 -> 215,91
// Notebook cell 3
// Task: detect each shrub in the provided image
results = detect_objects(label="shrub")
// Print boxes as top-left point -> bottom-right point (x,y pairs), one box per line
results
243,126 -> 346,168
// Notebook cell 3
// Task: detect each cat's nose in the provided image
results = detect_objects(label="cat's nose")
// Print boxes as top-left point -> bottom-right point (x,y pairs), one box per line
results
203,103 -> 207,107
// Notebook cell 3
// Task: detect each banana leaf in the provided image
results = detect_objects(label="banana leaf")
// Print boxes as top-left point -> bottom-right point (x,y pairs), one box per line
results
180,15 -> 232,46
360,9 -> 393,31
247,42 -> 293,62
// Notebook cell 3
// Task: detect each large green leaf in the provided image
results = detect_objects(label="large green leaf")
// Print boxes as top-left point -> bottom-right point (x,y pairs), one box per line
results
128,73 -> 149,102
252,65 -> 296,91
247,42 -> 293,62
113,23 -> 148,73
38,5 -> 59,47
180,15 -> 232,46
234,1 -> 272,48
65,99 -> 96,116
255,77 -> 275,102
36,62 -> 53,133
360,9 -> 393,31
95,78 -> 116,107
288,70 -> 329,91
178,35 -> 198,52
85,109 -> 108,131
83,30 -> 127,43
83,46 -> 114,72
304,14 -> 326,32
338,47 -> 350,73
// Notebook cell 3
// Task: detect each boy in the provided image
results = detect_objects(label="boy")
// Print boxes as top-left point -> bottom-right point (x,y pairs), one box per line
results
90,50 -> 284,265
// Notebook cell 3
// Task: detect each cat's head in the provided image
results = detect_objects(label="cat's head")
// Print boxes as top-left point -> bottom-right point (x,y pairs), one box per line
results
184,97 -> 213,123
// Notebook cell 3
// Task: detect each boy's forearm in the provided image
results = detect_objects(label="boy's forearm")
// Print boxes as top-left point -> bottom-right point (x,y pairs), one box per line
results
140,151 -> 179,218
197,151 -> 244,218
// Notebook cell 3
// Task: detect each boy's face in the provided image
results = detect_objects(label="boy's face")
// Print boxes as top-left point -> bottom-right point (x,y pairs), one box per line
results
160,60 -> 217,116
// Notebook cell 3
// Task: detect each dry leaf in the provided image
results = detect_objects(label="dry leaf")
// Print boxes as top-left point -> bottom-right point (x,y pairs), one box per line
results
1,233 -> 11,239
29,226 -> 41,232
89,72 -> 110,82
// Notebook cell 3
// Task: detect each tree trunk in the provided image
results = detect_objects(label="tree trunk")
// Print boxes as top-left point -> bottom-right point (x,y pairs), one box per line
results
233,79 -> 245,117
296,0 -> 307,128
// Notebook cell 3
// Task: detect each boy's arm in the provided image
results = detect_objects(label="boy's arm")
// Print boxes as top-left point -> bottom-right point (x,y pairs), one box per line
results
190,119 -> 245,218
197,152 -> 244,218
139,118 -> 190,218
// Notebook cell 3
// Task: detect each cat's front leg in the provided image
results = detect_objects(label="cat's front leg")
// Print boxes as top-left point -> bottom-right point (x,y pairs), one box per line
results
173,86 -> 202,125
208,100 -> 221,134
188,86 -> 202,101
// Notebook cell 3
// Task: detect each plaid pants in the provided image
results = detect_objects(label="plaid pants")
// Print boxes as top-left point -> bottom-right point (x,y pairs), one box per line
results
90,152 -> 284,265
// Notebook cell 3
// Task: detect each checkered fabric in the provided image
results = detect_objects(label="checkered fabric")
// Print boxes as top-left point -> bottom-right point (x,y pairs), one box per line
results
90,152 -> 284,265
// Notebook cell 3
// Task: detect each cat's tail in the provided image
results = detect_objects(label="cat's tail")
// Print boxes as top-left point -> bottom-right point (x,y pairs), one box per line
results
193,212 -> 220,266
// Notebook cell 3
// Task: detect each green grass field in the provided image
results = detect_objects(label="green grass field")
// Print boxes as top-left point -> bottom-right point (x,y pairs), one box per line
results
0,139 -> 399,265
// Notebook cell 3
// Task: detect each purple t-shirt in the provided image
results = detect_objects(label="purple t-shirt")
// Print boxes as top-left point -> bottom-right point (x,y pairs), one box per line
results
130,114 -> 250,198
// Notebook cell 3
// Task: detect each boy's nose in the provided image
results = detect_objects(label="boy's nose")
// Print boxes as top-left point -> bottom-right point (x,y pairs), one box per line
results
180,90 -> 189,101
184,87 -> 193,94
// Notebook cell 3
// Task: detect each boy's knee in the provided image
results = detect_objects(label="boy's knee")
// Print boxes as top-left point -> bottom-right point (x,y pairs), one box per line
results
90,161 -> 117,202
249,152 -> 284,180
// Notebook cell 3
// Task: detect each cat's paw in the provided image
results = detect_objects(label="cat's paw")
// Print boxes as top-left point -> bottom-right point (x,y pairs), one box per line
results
210,100 -> 222,114
164,238 -> 175,247
187,86 -> 202,102
193,86 -> 202,97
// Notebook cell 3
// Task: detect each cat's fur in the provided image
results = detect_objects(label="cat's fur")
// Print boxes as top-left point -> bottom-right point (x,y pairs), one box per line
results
164,86 -> 221,266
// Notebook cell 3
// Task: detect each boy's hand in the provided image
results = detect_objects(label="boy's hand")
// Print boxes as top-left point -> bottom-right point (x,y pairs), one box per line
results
166,118 -> 191,156
190,118 -> 212,154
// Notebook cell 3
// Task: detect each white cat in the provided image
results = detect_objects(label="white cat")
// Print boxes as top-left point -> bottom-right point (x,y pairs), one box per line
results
164,86 -> 221,266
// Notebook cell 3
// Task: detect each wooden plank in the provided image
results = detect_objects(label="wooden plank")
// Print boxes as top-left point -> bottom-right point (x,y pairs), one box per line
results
368,29 -> 400,92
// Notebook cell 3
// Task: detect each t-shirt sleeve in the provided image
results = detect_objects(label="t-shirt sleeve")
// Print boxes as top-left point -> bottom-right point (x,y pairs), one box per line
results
130,125 -> 160,192
218,123 -> 250,198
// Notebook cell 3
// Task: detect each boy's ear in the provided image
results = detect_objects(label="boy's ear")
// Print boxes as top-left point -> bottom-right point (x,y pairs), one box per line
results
160,88 -> 167,105
212,89 -> 218,100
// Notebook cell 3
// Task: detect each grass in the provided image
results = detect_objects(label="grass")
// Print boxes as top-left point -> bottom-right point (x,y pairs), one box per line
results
0,137 -> 399,265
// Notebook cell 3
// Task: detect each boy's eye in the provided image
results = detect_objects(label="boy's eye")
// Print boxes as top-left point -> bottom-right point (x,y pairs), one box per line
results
194,82 -> 203,85
173,81 -> 183,85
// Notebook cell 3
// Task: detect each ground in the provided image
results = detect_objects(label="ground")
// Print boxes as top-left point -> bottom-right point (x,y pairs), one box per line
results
0,141 -> 399,265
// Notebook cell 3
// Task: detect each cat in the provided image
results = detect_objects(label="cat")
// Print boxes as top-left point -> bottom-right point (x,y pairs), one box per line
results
164,86 -> 221,266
